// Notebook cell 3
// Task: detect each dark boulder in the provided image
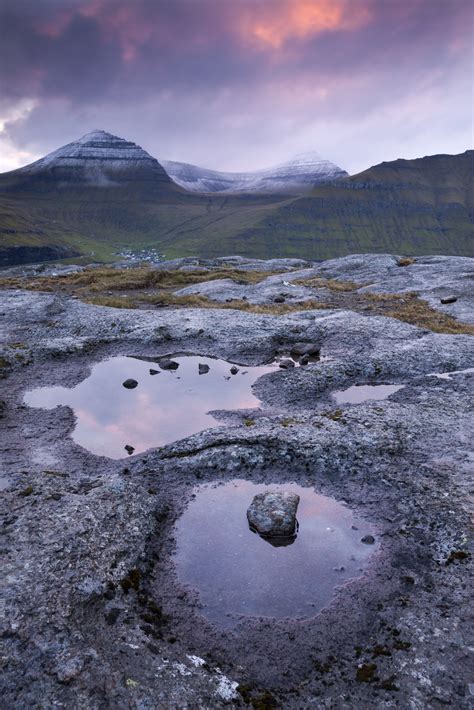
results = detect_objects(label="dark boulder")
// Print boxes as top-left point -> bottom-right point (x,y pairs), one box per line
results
159,359 -> 179,371
198,363 -> 210,375
247,490 -> 300,539
122,379 -> 138,389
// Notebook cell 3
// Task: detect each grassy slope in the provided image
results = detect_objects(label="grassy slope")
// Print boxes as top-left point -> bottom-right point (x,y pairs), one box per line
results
235,151 -> 474,259
0,151 -> 472,263
0,183 -> 292,262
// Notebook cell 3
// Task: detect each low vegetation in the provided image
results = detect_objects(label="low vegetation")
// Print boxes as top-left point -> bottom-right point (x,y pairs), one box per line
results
1,265 -> 473,335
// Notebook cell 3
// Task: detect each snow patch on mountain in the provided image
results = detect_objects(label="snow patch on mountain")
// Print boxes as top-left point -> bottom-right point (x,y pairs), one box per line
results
15,130 -> 170,185
161,151 -> 348,193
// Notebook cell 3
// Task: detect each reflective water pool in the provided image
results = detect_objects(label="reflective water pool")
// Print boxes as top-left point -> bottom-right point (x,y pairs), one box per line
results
332,383 -> 404,405
24,355 -> 277,458
173,480 -> 377,629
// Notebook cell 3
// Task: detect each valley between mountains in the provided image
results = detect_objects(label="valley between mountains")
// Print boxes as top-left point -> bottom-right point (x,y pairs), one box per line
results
0,130 -> 472,267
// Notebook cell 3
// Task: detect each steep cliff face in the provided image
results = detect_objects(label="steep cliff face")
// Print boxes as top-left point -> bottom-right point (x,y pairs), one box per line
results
6,130 -> 172,187
162,151 -> 348,193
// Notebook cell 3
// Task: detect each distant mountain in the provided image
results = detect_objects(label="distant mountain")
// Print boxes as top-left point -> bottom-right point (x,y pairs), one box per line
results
4,130 -> 175,190
0,130 -> 288,266
0,132 -> 472,266
161,151 -> 348,194
229,150 -> 474,259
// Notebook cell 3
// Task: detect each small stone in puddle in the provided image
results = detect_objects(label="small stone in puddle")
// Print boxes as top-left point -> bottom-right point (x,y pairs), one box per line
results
124,445 -> 135,455
122,379 -> 138,389
198,363 -> 210,375
361,534 -> 375,544
291,342 -> 321,357
279,359 -> 295,369
440,296 -> 457,304
159,359 -> 179,371
247,490 -> 300,538
230,366 -> 239,375
149,369 -> 160,375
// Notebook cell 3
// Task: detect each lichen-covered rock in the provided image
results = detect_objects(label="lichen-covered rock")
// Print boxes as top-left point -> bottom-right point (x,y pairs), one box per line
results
247,491 -> 300,538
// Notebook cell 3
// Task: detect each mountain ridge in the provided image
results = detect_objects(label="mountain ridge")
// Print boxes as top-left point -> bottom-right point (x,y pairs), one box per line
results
161,151 -> 347,193
0,131 -> 472,266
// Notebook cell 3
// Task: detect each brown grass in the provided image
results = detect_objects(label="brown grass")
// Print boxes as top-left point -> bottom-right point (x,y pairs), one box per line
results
294,276 -> 361,291
2,264 -> 473,336
0,265 -> 284,294
397,257 -> 416,267
85,291 -> 333,314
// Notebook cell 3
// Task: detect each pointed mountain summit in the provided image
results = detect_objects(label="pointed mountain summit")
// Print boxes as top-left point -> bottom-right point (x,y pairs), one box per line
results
9,130 -> 173,187
161,151 -> 348,194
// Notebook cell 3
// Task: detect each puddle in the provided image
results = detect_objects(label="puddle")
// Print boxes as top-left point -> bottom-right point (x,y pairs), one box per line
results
332,383 -> 404,405
23,355 -> 277,459
173,480 -> 377,629
427,367 -> 474,381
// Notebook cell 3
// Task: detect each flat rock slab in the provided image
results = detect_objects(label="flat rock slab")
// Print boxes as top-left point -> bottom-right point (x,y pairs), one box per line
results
247,491 -> 300,538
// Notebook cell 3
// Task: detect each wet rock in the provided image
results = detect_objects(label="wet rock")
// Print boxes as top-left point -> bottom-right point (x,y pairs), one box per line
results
279,359 -> 295,369
198,363 -> 210,375
247,490 -> 300,538
230,366 -> 239,375
440,295 -> 458,304
159,359 -> 179,371
124,445 -> 135,455
361,535 -> 375,545
122,378 -> 138,389
149,369 -> 160,375
299,354 -> 310,366
291,342 -> 321,357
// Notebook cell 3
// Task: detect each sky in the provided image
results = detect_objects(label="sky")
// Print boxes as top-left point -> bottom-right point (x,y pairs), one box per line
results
0,0 -> 472,175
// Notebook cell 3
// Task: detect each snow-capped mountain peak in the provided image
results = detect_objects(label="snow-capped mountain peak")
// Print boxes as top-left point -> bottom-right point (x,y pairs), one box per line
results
161,151 -> 348,194
14,130 -> 171,185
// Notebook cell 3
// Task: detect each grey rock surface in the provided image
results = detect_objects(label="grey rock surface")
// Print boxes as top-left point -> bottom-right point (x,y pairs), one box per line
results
0,253 -> 473,709
173,253 -> 474,323
247,491 -> 300,537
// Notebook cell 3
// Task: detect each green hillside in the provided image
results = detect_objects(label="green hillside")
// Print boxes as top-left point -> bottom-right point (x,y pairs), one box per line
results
0,150 -> 472,265
232,151 -> 474,259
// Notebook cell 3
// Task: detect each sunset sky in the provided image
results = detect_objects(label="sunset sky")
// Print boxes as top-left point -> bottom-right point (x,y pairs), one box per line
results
0,0 -> 472,174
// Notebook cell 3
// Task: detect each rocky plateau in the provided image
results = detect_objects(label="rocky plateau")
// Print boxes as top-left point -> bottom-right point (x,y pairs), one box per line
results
0,253 -> 473,709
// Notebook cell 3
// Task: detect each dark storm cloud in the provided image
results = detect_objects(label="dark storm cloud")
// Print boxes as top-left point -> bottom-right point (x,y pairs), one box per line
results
0,0 -> 472,173
0,0 -> 469,100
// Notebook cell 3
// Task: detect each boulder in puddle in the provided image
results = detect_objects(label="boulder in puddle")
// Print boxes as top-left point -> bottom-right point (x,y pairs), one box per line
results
198,363 -> 210,375
247,490 -> 300,540
159,359 -> 179,371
